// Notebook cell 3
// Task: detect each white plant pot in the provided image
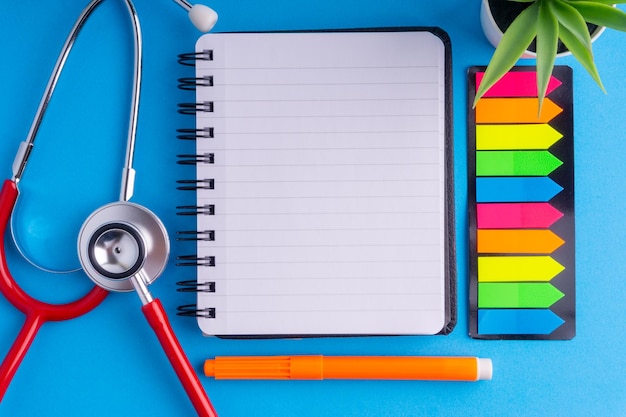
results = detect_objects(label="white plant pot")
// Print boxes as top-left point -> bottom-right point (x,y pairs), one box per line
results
480,0 -> 607,59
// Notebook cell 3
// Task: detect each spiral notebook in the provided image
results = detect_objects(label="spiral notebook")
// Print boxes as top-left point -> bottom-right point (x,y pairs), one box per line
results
176,28 -> 455,337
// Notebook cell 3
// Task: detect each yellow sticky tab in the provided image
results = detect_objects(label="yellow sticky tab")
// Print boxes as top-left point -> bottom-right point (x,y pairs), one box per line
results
477,256 -> 565,282
476,124 -> 563,150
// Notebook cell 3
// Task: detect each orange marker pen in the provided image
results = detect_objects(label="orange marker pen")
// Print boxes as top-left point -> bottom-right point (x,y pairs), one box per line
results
204,355 -> 492,381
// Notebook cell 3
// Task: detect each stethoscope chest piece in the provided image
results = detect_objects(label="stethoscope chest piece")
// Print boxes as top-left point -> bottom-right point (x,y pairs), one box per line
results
78,202 -> 169,292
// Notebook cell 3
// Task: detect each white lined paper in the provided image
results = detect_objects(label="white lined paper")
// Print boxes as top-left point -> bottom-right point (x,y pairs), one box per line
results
192,30 -> 451,336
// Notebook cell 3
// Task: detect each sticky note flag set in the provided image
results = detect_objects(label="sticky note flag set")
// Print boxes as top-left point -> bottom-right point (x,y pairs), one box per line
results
468,66 -> 575,340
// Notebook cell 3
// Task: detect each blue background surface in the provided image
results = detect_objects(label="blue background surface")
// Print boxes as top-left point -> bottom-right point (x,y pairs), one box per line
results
0,1 -> 625,416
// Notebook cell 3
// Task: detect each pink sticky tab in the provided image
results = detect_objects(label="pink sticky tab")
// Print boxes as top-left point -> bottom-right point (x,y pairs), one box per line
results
476,71 -> 562,97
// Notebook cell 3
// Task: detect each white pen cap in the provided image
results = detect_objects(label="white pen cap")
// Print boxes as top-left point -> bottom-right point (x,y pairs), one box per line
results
477,358 -> 493,380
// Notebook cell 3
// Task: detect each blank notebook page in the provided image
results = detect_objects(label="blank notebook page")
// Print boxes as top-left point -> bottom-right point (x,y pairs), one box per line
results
193,30 -> 452,336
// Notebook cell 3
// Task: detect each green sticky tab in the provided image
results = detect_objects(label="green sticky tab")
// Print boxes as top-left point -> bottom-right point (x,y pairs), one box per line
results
478,282 -> 565,308
476,151 -> 563,176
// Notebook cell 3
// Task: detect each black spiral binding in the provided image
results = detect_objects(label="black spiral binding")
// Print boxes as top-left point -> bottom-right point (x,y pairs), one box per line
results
178,75 -> 214,90
175,48 -> 218,319
177,49 -> 214,66
177,101 -> 214,115
177,153 -> 215,165
176,127 -> 214,141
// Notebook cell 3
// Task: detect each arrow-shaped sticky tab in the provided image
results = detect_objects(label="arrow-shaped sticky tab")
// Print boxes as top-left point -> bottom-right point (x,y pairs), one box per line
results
476,150 -> 563,177
476,71 -> 562,98
476,124 -> 563,150
476,203 -> 564,229
478,282 -> 565,308
477,255 -> 565,282
477,309 -> 565,335
476,97 -> 563,124
476,177 -> 564,203
477,229 -> 565,254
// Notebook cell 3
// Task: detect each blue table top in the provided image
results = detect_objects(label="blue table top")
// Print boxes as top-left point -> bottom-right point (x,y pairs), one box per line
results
0,1 -> 624,416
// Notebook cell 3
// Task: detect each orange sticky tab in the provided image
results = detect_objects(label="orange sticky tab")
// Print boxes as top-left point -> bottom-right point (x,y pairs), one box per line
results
476,97 -> 562,124
477,229 -> 564,254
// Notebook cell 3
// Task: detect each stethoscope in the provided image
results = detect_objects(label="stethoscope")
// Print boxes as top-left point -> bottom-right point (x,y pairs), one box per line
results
0,1 -> 218,416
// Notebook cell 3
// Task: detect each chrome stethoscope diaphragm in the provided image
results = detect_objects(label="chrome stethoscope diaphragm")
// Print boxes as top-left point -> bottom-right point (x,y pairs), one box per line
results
78,202 -> 169,293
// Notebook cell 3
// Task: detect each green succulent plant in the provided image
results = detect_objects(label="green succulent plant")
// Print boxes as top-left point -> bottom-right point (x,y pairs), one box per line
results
475,0 -> 626,109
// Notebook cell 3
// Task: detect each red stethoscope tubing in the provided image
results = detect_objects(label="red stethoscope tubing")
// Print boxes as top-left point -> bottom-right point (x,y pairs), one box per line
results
0,179 -> 108,401
142,299 -> 218,417
0,179 -> 217,416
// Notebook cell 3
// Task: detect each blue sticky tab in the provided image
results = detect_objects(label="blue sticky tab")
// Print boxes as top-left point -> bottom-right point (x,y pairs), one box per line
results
476,177 -> 563,203
478,309 -> 565,335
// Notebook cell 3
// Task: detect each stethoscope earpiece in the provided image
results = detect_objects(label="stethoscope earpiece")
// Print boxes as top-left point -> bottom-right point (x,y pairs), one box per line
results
173,0 -> 218,32
188,4 -> 218,32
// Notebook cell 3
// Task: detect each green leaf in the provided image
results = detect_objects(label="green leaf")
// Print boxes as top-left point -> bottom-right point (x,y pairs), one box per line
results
570,2 -> 626,31
567,0 -> 626,4
551,0 -> 593,52
474,2 -> 540,107
536,0 -> 559,111
558,23 -> 606,91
